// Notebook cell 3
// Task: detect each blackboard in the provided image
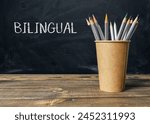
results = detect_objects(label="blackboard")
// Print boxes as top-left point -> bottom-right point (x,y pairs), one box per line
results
0,0 -> 150,74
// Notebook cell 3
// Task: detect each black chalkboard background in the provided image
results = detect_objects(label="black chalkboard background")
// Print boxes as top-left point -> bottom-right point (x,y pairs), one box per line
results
0,0 -> 150,74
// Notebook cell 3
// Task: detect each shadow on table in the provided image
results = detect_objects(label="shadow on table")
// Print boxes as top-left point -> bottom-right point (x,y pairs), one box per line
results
125,79 -> 150,90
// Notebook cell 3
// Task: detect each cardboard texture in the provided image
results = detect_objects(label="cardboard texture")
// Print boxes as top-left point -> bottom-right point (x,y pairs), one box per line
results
96,40 -> 130,92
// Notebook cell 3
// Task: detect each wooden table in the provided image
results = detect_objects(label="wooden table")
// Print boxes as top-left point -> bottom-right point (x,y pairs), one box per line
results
0,74 -> 150,107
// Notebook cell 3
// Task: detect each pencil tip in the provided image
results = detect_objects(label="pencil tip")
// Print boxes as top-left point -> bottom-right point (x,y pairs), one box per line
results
127,18 -> 130,23
123,14 -> 127,22
89,17 -> 94,25
133,15 -> 139,23
105,14 -> 108,22
125,13 -> 128,17
136,16 -> 139,23
110,21 -> 112,25
130,19 -> 133,24
86,18 -> 90,26
114,21 -> 116,25
92,14 -> 97,23
136,15 -> 139,20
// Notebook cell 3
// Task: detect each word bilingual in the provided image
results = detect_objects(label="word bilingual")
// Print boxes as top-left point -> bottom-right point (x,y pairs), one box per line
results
14,22 -> 77,34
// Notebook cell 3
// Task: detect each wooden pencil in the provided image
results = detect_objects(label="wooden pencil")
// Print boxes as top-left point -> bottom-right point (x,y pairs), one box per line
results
123,19 -> 133,40
117,14 -> 127,40
126,20 -> 138,40
125,16 -> 139,40
88,17 -> 100,40
105,14 -> 109,40
92,15 -> 105,40
121,18 -> 131,40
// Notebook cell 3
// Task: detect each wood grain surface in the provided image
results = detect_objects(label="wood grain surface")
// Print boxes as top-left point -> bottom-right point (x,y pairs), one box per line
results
0,74 -> 150,107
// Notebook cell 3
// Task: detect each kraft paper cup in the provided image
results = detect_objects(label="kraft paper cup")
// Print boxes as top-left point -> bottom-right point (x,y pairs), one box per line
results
95,40 -> 130,92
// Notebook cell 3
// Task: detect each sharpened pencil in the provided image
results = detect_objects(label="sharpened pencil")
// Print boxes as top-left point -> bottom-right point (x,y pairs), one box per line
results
125,16 -> 139,40
126,20 -> 138,40
121,18 -> 131,40
86,14 -> 139,41
88,17 -> 100,40
105,14 -> 109,40
92,15 -> 105,40
123,19 -> 133,40
117,14 -> 127,40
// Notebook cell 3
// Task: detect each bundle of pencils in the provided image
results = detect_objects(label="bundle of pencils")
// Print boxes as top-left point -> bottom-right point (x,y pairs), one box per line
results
86,14 -> 139,41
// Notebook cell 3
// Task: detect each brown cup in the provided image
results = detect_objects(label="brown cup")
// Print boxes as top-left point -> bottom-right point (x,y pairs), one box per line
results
95,40 -> 130,92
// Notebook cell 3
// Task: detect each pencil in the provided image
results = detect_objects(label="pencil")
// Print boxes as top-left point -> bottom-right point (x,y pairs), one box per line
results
92,15 -> 105,40
110,22 -> 114,40
88,17 -> 100,40
86,14 -> 139,41
123,19 -> 133,40
105,14 -> 109,40
125,16 -> 139,40
117,14 -> 127,40
126,20 -> 138,40
114,22 -> 118,40
121,18 -> 131,40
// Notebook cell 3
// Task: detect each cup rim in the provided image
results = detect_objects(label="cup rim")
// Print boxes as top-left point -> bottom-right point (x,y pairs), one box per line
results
95,40 -> 130,43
